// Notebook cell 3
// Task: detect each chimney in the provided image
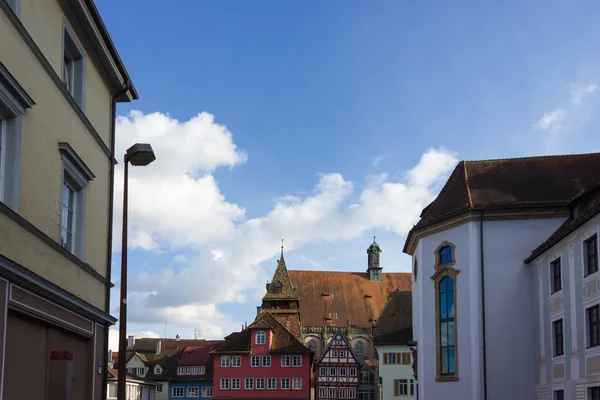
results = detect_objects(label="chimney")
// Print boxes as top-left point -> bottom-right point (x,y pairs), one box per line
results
127,335 -> 135,347
108,350 -> 113,368
256,306 -> 261,319
156,340 -> 162,354
176,335 -> 180,341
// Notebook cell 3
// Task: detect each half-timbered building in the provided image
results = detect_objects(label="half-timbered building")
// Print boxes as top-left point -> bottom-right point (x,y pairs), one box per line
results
315,329 -> 380,400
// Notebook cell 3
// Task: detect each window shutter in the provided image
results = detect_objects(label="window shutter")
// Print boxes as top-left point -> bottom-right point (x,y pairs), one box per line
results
394,380 -> 399,396
383,353 -> 388,364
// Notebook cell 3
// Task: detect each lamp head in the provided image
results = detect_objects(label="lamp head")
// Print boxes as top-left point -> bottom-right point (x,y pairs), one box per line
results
126,143 -> 156,166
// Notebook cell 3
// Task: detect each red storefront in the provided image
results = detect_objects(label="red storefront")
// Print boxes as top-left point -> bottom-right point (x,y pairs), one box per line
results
212,312 -> 312,400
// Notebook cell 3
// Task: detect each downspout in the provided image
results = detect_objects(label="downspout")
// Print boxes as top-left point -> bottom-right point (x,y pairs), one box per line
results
102,80 -> 130,400
480,211 -> 488,399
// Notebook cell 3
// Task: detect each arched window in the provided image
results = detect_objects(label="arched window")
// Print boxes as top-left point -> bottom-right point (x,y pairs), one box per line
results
355,342 -> 365,359
438,275 -> 456,378
439,246 -> 452,265
256,331 -> 266,345
435,242 -> 456,267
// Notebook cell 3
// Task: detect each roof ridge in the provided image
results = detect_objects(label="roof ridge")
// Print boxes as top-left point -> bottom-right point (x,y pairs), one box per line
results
289,269 -> 411,274
464,151 -> 600,164
463,161 -> 474,208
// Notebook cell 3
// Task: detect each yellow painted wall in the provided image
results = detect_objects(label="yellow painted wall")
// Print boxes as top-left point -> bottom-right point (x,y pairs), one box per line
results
18,0 -> 112,144
0,3 -> 114,309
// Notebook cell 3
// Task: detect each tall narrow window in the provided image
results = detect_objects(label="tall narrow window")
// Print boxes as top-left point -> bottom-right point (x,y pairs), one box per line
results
589,305 -> 600,347
554,390 -> 564,400
551,258 -> 562,293
59,143 -> 94,258
0,63 -> 34,211
256,331 -> 266,344
586,235 -> 599,276
553,319 -> 564,356
439,275 -> 456,377
355,342 -> 365,359
62,24 -> 86,109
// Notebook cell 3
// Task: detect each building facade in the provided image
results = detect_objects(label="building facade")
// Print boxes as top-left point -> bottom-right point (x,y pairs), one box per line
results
404,154 -> 600,400
212,312 -> 312,400
315,329 -> 362,400
107,368 -> 157,400
0,0 -> 136,399
169,345 -> 216,400
526,183 -> 600,399
374,291 -> 415,400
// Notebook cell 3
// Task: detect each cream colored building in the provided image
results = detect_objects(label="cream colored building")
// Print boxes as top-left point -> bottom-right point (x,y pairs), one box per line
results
0,0 -> 136,399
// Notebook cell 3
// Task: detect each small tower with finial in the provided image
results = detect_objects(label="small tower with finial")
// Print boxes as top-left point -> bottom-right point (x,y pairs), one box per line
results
367,236 -> 382,282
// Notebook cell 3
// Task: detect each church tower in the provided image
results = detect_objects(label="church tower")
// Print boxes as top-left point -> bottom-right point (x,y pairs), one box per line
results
259,240 -> 302,339
367,237 -> 382,282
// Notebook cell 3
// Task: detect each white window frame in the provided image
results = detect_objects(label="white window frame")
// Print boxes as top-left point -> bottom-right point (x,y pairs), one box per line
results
267,377 -> 277,390
192,366 -> 198,375
319,388 -> 327,399
198,366 -> 205,375
154,365 -> 162,374
256,377 -> 265,390
202,387 -> 213,397
232,355 -> 241,367
256,331 -> 266,344
59,143 -> 94,258
292,355 -> 302,367
281,377 -> 291,390
251,355 -> 260,367
231,378 -> 240,390
330,367 -> 337,376
349,388 -> 356,398
333,350 -> 338,357
185,366 -> 192,375
339,367 -> 347,376
281,355 -> 291,367
328,388 -> 337,398
220,378 -> 229,390
172,387 -> 184,398
340,350 -> 346,358
262,355 -> 271,367
221,356 -> 230,367
319,366 -> 326,375
62,22 -> 86,110
292,377 -> 302,390
349,367 -> 357,376
339,388 -> 347,399
177,366 -> 184,375
0,63 -> 33,212
187,387 -> 199,398
136,367 -> 144,376
245,377 -> 254,390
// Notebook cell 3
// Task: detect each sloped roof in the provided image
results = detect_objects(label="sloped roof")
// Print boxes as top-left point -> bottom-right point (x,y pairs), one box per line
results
248,319 -> 274,330
404,153 -> 600,253
288,270 -> 411,328
144,352 -> 182,380
267,311 -> 303,340
107,368 -> 158,386
316,329 -> 362,366
125,338 -> 223,363
169,345 -> 218,381
526,182 -> 600,263
213,312 -> 311,355
263,256 -> 299,301
373,290 -> 413,345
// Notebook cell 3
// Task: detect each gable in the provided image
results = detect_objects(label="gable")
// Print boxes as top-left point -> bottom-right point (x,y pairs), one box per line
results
126,354 -> 146,369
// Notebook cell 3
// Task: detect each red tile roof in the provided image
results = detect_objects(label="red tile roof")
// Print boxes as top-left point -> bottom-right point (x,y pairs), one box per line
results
288,270 -> 412,328
405,153 -> 600,253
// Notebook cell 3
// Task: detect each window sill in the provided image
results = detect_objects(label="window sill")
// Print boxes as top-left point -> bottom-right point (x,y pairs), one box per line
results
436,376 -> 459,382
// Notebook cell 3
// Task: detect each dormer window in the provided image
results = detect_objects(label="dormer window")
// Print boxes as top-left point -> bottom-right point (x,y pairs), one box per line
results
154,365 -> 162,375
256,331 -> 266,345
273,282 -> 283,294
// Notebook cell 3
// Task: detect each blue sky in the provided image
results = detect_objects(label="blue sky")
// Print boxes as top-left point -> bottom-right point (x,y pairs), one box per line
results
97,0 -> 600,346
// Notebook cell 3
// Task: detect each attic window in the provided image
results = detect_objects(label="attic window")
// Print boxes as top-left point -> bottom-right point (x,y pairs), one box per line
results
364,294 -> 372,298
321,292 -> 330,297
273,282 -> 283,294
256,331 -> 266,345
154,365 -> 162,375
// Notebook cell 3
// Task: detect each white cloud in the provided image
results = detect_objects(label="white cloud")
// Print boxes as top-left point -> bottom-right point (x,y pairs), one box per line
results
108,328 -> 161,352
533,109 -> 565,130
111,110 -> 458,339
570,84 -> 598,106
372,155 -> 383,167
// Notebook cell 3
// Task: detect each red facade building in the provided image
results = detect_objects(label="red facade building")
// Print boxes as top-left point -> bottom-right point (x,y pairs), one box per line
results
212,312 -> 312,400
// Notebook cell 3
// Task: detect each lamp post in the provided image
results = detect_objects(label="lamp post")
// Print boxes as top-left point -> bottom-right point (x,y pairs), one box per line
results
117,143 -> 156,400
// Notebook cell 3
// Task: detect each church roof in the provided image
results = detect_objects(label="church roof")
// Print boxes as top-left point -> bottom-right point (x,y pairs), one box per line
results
263,256 -> 299,301
373,290 -> 413,345
404,152 -> 600,253
288,270 -> 411,328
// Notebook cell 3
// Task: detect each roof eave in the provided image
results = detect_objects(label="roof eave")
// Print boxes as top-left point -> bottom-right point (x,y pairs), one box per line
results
66,0 -> 138,101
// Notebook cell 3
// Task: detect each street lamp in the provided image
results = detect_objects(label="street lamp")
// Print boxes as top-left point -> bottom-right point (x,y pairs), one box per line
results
117,143 -> 156,400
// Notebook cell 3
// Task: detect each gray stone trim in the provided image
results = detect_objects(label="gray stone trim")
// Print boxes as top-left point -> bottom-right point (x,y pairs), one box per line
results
0,253 -> 116,324
62,19 -> 87,111
0,201 -> 111,285
0,62 -> 34,110
59,142 -> 95,181
0,1 -> 115,162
